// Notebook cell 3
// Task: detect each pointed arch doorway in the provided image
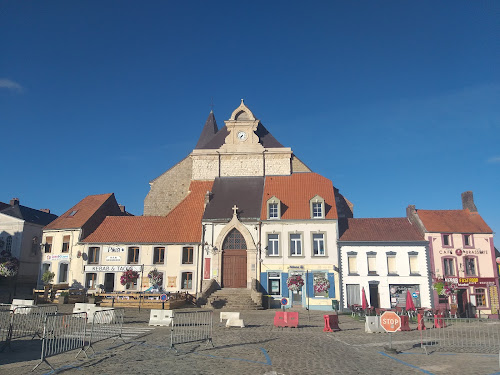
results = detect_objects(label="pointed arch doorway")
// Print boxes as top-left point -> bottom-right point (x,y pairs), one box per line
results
222,229 -> 247,288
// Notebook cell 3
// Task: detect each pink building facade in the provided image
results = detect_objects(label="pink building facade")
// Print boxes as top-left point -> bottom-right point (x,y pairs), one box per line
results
407,192 -> 499,318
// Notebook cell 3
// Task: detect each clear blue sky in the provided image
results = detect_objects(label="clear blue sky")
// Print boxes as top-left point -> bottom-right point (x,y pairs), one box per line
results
1,1 -> 499,236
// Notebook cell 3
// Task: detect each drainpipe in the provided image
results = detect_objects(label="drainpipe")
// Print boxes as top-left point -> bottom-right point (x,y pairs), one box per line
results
199,224 -> 206,295
258,221 -> 262,282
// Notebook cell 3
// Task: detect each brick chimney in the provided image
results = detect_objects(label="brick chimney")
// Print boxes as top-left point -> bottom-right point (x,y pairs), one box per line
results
118,204 -> 126,213
10,198 -> 19,206
461,191 -> 477,212
39,209 -> 51,214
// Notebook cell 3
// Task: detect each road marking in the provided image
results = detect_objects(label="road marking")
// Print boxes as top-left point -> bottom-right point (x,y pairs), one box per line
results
379,351 -> 435,374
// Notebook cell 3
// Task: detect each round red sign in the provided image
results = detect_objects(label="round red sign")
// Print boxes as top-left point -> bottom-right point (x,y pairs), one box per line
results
380,311 -> 401,333
456,249 -> 463,256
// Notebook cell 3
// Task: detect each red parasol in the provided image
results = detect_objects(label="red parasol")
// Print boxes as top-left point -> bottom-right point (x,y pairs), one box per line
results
361,287 -> 368,310
406,290 -> 416,311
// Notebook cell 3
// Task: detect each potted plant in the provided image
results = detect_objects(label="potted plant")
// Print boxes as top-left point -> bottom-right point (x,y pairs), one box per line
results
42,270 -> 55,286
120,268 -> 140,289
59,291 -> 69,304
148,268 -> 163,290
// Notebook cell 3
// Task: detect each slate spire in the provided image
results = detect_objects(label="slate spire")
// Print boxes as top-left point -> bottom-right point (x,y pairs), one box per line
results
195,111 -> 219,149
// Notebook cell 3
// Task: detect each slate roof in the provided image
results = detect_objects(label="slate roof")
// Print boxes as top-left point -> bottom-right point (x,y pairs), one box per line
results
203,177 -> 264,220
45,193 -> 119,230
0,204 -> 58,226
195,111 -> 219,149
339,218 -> 425,242
201,123 -> 284,149
260,173 -> 338,220
417,209 -> 492,234
83,181 -> 213,243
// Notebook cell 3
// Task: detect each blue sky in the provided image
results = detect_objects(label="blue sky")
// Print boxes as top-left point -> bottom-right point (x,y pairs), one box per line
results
1,1 -> 499,235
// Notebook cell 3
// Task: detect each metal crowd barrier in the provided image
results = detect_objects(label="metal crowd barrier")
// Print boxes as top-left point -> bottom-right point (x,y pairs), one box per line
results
11,304 -> 58,341
168,310 -> 214,353
0,304 -> 11,351
32,312 -> 88,372
85,308 -> 125,355
420,316 -> 500,354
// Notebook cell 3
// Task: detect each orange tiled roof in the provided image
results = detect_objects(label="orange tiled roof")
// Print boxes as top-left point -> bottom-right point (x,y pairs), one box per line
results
261,173 -> 338,220
339,218 -> 425,242
45,193 -> 115,230
82,181 -> 213,243
417,209 -> 492,234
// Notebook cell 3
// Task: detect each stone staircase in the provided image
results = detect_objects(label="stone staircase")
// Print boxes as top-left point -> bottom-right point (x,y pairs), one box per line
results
203,288 -> 263,310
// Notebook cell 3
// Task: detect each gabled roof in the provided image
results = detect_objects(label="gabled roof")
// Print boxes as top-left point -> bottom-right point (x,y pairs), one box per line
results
83,181 -> 213,243
203,177 -> 264,220
339,218 -> 425,242
200,123 -> 284,149
260,173 -> 338,220
0,202 -> 9,211
45,193 -> 119,230
416,209 -> 492,234
0,204 -> 57,226
195,111 -> 219,149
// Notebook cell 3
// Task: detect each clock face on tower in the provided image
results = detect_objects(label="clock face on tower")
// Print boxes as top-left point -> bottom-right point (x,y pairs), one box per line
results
237,131 -> 247,141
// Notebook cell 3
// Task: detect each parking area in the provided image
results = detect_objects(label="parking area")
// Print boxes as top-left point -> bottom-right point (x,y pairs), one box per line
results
1,305 -> 499,375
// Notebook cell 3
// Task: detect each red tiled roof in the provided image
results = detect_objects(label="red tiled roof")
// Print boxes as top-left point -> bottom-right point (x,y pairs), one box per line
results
45,194 -> 115,230
339,218 -> 425,242
82,181 -> 213,243
417,209 -> 492,234
261,173 -> 338,220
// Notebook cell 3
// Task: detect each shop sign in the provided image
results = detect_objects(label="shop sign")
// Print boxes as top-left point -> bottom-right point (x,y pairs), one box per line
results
84,265 -> 141,272
289,266 -> 304,269
105,256 -> 121,262
45,254 -> 70,261
455,249 -> 463,256
269,272 -> 280,278
103,245 -> 125,253
444,277 -> 496,287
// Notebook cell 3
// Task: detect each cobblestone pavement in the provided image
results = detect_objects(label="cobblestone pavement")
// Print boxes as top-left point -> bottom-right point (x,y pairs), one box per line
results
1,305 -> 499,375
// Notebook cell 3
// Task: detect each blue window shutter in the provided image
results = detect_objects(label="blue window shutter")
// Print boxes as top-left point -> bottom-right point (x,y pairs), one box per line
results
260,272 -> 268,294
281,272 -> 289,297
307,272 -> 314,298
328,273 -> 336,298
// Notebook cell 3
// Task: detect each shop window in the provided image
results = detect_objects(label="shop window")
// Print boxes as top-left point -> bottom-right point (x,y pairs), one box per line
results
86,273 -> 97,289
58,263 -> 69,283
62,235 -> 70,253
443,258 -> 455,276
348,255 -> 358,275
128,247 -> 140,264
346,284 -> 360,306
154,247 -> 165,264
267,234 -> 279,256
182,247 -> 193,264
312,233 -> 325,256
45,237 -> 52,253
181,272 -> 193,289
475,288 -> 486,307
313,272 -> 328,297
290,233 -> 302,256
409,253 -> 419,275
268,272 -> 281,295
464,257 -> 476,276
88,247 -> 100,264
367,254 -> 377,275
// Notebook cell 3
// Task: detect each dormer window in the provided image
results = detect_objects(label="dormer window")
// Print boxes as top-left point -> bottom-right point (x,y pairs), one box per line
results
310,195 -> 325,219
267,196 -> 281,220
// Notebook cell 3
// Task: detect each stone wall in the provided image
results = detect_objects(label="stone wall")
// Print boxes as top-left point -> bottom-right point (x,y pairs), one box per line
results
291,155 -> 312,173
192,154 -> 219,180
265,153 -> 291,175
220,154 -> 264,177
143,157 -> 193,216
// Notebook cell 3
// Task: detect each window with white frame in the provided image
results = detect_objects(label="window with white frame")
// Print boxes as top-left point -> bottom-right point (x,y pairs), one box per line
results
312,233 -> 325,256
88,247 -> 100,264
442,234 -> 452,247
346,284 -> 361,306
310,195 -> 325,219
367,253 -> 377,275
154,247 -> 165,264
45,237 -> 52,253
347,254 -> 358,275
409,253 -> 419,275
182,272 -> 193,289
290,233 -> 302,256
463,234 -> 473,248
58,263 -> 69,283
85,273 -> 97,289
182,247 -> 193,264
128,247 -> 140,264
267,196 -> 281,220
267,234 -> 279,256
387,253 -> 397,275
443,258 -> 455,276
62,235 -> 70,253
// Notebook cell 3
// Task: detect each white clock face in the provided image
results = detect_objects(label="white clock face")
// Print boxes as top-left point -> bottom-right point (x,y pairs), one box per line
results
237,131 -> 247,141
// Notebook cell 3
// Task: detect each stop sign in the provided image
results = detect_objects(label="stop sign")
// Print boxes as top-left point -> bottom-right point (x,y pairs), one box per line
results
380,311 -> 401,332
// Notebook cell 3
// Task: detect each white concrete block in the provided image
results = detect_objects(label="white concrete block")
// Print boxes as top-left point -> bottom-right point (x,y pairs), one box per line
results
148,309 -> 173,326
226,318 -> 245,328
220,311 -> 240,323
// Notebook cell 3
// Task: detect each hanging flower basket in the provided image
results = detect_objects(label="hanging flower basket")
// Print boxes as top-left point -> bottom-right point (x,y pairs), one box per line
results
148,268 -> 163,287
287,275 -> 304,291
313,275 -> 330,294
120,268 -> 140,286
0,256 -> 19,278
432,278 -> 458,296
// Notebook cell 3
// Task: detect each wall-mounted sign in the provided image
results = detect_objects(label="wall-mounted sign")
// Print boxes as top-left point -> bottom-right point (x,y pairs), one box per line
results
84,265 -> 141,273
45,254 -> 70,261
445,277 -> 496,287
103,246 -> 125,253
455,249 -> 463,256
105,256 -> 121,262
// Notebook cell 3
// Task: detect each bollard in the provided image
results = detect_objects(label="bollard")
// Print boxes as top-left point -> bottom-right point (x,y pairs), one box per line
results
399,315 -> 411,331
417,313 -> 426,330
434,314 -> 446,329
323,314 -> 341,332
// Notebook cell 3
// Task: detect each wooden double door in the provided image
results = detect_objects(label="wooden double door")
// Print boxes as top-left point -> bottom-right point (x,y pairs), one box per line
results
221,229 -> 247,288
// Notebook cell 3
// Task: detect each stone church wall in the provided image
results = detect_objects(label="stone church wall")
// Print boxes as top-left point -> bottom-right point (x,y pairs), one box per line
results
192,155 -> 219,180
291,155 -> 312,173
220,154 -> 264,177
265,153 -> 291,175
143,157 -> 193,216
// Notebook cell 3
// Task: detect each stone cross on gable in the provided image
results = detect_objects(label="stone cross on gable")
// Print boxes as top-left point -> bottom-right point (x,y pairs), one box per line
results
232,205 -> 238,216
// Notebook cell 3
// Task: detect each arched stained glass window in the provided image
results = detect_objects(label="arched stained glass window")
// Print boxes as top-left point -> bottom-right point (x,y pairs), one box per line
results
222,229 -> 247,250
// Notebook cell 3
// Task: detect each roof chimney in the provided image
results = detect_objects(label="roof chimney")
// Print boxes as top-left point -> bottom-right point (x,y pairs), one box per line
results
118,204 -> 126,213
40,209 -> 51,214
461,191 -> 477,212
10,198 -> 19,206
204,191 -> 212,209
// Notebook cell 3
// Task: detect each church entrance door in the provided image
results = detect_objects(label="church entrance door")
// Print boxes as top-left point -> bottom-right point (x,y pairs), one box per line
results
222,229 -> 247,288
